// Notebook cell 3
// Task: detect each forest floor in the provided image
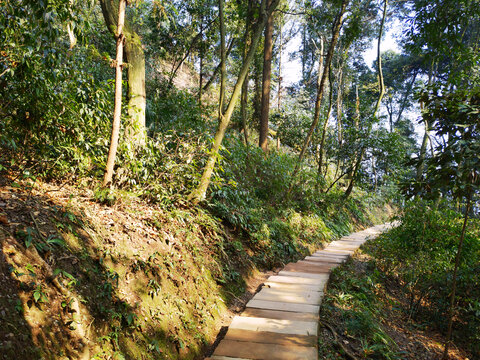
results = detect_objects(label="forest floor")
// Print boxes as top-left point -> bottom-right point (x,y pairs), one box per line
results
317,250 -> 471,360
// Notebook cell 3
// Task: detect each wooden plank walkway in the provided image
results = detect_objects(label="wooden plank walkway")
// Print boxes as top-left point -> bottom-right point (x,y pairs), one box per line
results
206,224 -> 390,360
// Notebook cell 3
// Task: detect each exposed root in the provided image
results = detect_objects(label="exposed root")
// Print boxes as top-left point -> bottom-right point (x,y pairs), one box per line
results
319,320 -> 359,360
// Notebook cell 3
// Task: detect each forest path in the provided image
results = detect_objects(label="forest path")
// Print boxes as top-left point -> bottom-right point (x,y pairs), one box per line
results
205,224 -> 392,360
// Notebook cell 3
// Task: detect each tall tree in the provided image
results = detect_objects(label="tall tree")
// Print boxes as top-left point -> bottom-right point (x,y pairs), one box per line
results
189,0 -> 280,204
288,0 -> 349,190
100,0 -> 146,147
103,0 -> 126,186
344,0 -> 387,198
259,0 -> 274,152
240,0 -> 253,145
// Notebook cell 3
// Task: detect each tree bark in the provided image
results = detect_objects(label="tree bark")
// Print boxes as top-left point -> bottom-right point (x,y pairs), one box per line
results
259,0 -> 274,152
189,0 -> 280,204
100,0 -> 146,147
218,0 -> 226,116
124,34 -> 146,145
103,0 -> 126,187
240,0 -> 253,145
277,18 -> 283,111
318,67 -> 333,179
288,0 -> 349,190
372,0 -> 388,118
336,65 -> 344,148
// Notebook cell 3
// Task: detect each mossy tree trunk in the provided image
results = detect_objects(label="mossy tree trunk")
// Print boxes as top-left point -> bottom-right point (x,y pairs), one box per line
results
100,0 -> 146,148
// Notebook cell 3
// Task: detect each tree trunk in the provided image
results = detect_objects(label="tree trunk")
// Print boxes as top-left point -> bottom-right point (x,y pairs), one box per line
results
277,18 -> 283,111
189,0 -> 280,204
336,66 -> 344,148
124,35 -> 146,146
218,0 -> 226,116
259,0 -> 274,152
318,38 -> 332,178
344,0 -> 387,198
253,52 -> 262,129
100,0 -> 146,147
240,0 -> 253,145
103,0 -> 126,187
289,0 -> 349,189
198,17 -> 204,106
373,0 -> 388,118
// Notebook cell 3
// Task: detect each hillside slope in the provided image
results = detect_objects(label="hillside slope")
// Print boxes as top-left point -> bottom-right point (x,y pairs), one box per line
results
0,176 -> 393,359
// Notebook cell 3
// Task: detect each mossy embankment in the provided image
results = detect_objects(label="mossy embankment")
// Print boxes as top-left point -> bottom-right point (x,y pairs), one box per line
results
0,173 -> 393,360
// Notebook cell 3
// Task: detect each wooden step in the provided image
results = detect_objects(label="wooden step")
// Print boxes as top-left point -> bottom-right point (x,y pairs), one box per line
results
229,316 -> 318,336
241,308 -> 319,322
267,274 -> 328,286
213,339 -> 318,360
224,328 -> 317,347
263,281 -> 323,292
246,299 -> 320,314
252,287 -> 323,305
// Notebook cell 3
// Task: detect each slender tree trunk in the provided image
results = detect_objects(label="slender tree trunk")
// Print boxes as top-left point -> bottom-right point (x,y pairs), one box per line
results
336,66 -> 344,147
189,0 -> 280,204
100,0 -> 146,147
373,0 -> 388,118
253,52 -> 262,128
277,19 -> 283,111
288,0 -> 349,190
202,37 -> 235,94
103,0 -> 126,187
395,70 -> 418,125
318,38 -> 332,178
415,103 -> 429,194
198,17 -> 204,106
259,0 -> 274,152
218,0 -> 226,115
344,0 -> 387,198
442,196 -> 471,359
240,0 -> 253,145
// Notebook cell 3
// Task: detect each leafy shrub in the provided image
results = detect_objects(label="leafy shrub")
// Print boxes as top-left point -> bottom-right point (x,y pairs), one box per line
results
369,200 -> 480,356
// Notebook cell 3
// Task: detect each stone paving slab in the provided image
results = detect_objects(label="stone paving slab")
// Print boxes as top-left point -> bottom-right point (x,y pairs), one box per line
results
207,225 -> 390,360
